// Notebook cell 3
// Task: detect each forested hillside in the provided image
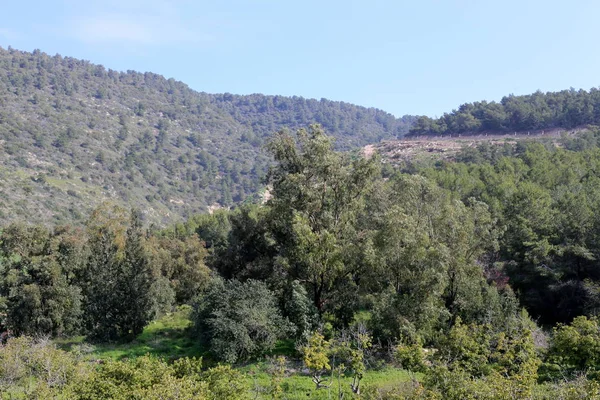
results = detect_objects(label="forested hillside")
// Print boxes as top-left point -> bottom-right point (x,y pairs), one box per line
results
6,127 -> 600,398
409,87 -> 600,136
0,47 -> 415,225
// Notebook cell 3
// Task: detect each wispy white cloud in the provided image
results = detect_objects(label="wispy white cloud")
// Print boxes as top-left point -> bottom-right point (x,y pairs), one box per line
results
0,28 -> 20,41
74,16 -> 153,44
68,2 -> 214,47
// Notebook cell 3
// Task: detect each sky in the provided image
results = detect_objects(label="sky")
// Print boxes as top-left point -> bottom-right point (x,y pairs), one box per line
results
1,0 -> 599,117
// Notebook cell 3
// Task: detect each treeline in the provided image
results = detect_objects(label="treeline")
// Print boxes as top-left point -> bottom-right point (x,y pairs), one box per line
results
409,87 -> 600,135
0,204 -> 211,340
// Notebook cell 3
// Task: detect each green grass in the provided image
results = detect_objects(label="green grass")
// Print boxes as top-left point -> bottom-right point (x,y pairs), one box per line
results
56,306 -> 205,361
243,363 -> 415,399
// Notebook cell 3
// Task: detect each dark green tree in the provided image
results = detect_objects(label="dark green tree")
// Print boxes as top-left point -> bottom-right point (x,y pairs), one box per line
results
119,210 -> 155,337
193,279 -> 293,363
0,224 -> 84,337
81,204 -> 155,341
265,125 -> 379,315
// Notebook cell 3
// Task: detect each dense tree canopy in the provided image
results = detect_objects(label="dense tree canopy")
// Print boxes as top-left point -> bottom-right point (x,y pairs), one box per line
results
409,88 -> 600,136
418,133 -> 600,325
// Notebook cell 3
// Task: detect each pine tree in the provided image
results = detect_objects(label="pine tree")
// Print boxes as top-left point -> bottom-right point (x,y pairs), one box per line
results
82,205 -> 155,341
120,210 -> 154,338
82,218 -> 123,341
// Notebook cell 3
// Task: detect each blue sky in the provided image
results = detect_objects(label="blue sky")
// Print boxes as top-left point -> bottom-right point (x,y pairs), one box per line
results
1,0 -> 599,117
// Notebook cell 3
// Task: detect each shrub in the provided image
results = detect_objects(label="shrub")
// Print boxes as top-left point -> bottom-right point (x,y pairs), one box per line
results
299,331 -> 332,389
0,336 -> 80,396
193,279 -> 293,363
545,315 -> 600,378
201,365 -> 248,400
394,337 -> 428,373
71,355 -> 209,400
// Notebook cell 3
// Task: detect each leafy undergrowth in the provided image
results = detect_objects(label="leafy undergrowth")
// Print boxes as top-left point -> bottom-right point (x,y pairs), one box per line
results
266,339 -> 297,358
56,305 -> 205,361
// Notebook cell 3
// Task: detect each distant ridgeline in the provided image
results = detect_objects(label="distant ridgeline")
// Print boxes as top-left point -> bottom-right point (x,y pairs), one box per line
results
0,46 -> 416,225
408,88 -> 600,136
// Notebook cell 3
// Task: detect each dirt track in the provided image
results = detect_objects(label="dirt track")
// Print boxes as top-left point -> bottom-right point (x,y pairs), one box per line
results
374,127 -> 585,162
404,126 -> 583,142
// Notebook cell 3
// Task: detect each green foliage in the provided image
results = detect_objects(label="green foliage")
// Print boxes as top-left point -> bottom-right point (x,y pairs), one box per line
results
394,336 -> 428,373
425,316 -> 541,398
298,328 -> 375,395
420,138 -> 600,325
435,318 -> 492,376
73,355 -> 182,399
546,316 -> 600,378
147,234 -> 211,306
420,366 -> 541,400
265,125 -> 380,315
120,210 -> 155,336
0,333 -> 418,400
267,356 -> 286,399
58,306 -> 203,361
0,223 -> 84,336
539,375 -> 600,399
11,123 -> 600,397
299,331 -> 332,389
210,205 -> 276,281
193,279 -> 293,363
201,364 -> 248,400
191,210 -> 232,250
0,336 -> 81,398
333,327 -> 372,395
281,280 -> 319,338
0,335 -> 248,399
367,174 -> 504,342
0,202 -> 211,343
71,354 -> 239,400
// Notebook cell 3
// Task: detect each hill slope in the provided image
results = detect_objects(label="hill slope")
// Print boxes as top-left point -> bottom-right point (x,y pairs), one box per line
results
0,47 -> 416,225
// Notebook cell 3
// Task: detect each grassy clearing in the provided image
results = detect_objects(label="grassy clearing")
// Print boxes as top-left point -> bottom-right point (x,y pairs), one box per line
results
56,306 -> 205,361
243,362 -> 415,399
